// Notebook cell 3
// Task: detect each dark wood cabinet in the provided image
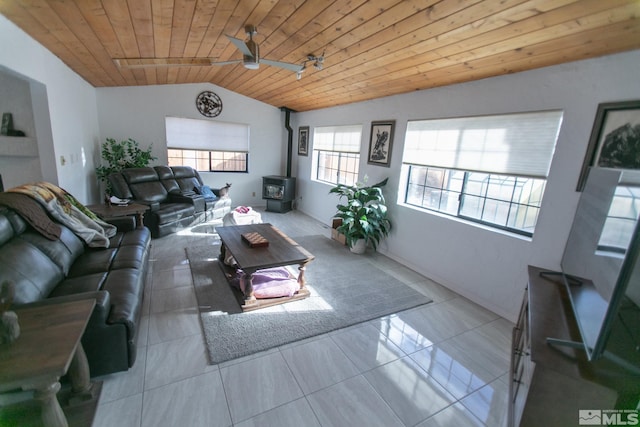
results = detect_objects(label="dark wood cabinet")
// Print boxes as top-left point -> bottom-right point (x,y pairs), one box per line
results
508,266 -> 639,427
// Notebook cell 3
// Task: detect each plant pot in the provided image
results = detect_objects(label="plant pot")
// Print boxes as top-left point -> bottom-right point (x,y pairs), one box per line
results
349,239 -> 367,254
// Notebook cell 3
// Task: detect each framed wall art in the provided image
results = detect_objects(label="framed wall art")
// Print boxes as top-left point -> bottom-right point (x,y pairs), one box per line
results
298,126 -> 309,156
368,120 -> 395,167
577,100 -> 640,190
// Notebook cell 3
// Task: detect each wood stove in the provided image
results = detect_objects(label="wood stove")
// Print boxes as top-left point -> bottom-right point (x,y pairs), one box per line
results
262,175 -> 296,213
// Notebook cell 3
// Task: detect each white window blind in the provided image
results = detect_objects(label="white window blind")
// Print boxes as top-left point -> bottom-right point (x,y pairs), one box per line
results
165,116 -> 249,151
404,111 -> 563,178
314,125 -> 362,152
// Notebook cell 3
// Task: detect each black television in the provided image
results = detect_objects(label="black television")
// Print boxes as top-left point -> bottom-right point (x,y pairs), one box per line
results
555,167 -> 640,372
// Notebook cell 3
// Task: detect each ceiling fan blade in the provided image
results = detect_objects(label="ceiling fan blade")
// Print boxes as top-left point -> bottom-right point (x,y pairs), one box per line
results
210,60 -> 242,66
114,58 -> 215,68
261,58 -> 303,72
226,35 -> 253,57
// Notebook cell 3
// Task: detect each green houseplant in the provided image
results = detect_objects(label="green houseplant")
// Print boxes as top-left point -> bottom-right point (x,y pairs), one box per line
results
330,177 -> 392,253
96,138 -> 156,195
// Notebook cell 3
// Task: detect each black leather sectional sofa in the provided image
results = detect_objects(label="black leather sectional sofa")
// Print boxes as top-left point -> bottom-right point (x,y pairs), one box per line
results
0,204 -> 151,377
108,166 -> 232,237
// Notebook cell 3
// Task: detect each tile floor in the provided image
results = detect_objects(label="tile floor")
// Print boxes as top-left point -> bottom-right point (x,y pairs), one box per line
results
92,208 -> 512,427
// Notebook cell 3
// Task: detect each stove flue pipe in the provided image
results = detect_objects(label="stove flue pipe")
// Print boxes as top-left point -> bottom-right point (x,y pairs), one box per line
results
280,107 -> 296,178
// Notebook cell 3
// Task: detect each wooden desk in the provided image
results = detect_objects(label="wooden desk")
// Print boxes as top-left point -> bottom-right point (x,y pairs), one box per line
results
0,299 -> 97,427
217,223 -> 314,311
86,202 -> 149,229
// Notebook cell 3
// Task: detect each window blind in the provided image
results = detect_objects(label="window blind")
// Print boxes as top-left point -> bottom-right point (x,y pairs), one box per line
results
166,116 -> 249,151
313,125 -> 362,153
403,111 -> 563,178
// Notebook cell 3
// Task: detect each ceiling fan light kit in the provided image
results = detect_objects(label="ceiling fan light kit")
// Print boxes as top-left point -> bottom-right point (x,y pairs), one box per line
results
113,24 -> 323,78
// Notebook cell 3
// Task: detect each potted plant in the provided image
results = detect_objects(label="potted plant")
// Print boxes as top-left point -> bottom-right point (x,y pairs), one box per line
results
330,177 -> 391,254
95,138 -> 156,195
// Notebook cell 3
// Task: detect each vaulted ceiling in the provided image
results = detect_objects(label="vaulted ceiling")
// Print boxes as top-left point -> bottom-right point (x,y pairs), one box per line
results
1,0 -> 639,112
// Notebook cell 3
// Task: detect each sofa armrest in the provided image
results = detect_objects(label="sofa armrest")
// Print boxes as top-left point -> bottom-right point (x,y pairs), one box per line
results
11,290 -> 111,323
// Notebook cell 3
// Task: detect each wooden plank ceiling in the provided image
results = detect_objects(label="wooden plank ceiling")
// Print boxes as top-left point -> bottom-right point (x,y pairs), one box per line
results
1,0 -> 639,112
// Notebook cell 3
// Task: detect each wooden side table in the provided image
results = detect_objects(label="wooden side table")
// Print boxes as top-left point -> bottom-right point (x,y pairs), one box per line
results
0,299 -> 98,427
86,202 -> 149,229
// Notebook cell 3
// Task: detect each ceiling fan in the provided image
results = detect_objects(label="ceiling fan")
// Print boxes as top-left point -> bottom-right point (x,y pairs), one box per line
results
114,25 -> 320,76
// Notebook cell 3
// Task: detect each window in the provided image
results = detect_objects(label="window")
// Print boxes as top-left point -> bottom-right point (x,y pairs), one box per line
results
165,116 -> 249,172
401,111 -> 563,236
599,184 -> 640,253
313,125 -> 362,186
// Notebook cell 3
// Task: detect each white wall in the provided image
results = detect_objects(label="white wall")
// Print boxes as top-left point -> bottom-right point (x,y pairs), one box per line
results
0,15 -> 101,202
294,50 -> 640,322
96,83 -> 286,207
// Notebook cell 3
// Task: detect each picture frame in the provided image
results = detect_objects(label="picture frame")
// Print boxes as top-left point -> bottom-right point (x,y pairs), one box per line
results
577,100 -> 640,190
298,126 -> 309,156
368,120 -> 395,167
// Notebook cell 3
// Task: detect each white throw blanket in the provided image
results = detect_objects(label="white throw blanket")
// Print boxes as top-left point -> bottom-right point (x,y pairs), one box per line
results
8,182 -> 116,248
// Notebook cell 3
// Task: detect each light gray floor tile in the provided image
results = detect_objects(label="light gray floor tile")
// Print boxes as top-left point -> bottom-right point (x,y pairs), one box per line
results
364,356 -> 458,426
234,398 -> 321,427
141,371 -> 231,427
416,402 -> 485,427
149,285 -> 196,313
460,374 -> 510,427
151,265 -> 193,289
144,334 -> 215,390
307,375 -> 404,427
147,307 -> 201,345
281,335 -> 360,394
94,393 -> 142,427
331,323 -> 404,372
220,351 -> 304,423
410,335 -> 498,400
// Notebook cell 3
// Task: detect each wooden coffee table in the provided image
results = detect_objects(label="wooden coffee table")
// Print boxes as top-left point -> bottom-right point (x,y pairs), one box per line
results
216,223 -> 314,311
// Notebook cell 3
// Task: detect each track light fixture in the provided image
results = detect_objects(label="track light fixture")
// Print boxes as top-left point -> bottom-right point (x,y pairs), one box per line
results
297,51 -> 325,80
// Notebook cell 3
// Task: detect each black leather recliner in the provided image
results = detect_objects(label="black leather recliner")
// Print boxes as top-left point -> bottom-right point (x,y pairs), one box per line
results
108,166 -> 231,237
0,206 -> 151,377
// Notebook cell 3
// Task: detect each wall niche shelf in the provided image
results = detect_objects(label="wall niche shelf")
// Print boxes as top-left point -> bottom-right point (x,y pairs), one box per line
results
0,136 -> 38,157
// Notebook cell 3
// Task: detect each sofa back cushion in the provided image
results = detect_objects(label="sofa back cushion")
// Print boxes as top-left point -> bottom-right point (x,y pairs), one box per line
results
154,166 -> 181,194
171,166 -> 203,193
0,237 -> 65,304
121,167 -> 168,203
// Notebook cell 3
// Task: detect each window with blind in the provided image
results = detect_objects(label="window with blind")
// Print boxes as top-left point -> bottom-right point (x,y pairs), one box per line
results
165,116 -> 249,172
400,111 -> 563,236
312,125 -> 362,186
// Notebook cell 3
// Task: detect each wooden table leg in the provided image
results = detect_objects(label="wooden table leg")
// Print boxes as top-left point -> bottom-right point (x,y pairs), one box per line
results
243,269 -> 257,304
32,380 -> 67,427
135,212 -> 144,229
68,343 -> 94,401
298,261 -> 310,289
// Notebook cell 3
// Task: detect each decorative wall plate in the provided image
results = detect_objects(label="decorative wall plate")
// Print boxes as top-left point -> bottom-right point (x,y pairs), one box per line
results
196,91 -> 223,117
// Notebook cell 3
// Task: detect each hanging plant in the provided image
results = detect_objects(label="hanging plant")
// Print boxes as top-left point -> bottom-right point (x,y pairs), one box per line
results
95,138 -> 156,194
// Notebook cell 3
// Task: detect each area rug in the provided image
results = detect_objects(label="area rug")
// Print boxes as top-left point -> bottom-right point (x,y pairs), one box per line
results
186,235 -> 432,364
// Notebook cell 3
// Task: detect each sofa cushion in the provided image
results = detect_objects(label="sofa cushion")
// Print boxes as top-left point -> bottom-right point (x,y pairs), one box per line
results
68,248 -> 117,277
154,165 -> 181,194
18,226 -> 84,275
0,239 -> 64,304
154,203 -> 195,225
49,273 -> 107,297
122,168 -> 168,203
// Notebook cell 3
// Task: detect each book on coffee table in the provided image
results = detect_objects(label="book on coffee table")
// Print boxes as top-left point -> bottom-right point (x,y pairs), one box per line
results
241,232 -> 269,248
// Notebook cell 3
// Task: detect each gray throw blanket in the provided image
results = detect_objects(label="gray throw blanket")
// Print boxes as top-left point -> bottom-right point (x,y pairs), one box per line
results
6,182 -> 116,248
